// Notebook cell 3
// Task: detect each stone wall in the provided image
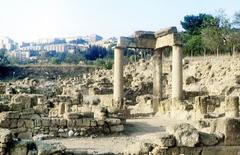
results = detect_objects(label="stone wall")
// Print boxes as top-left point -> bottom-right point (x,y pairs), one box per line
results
0,65 -> 96,80
0,110 -> 124,139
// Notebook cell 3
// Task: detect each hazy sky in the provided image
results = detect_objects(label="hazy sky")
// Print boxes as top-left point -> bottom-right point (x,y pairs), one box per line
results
0,0 -> 239,42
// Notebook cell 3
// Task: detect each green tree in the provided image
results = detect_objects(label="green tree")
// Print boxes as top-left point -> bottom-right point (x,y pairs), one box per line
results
7,56 -> 17,65
0,49 -> 10,65
181,13 -> 219,56
184,35 -> 203,56
50,57 -> 59,64
94,58 -> 113,70
233,11 -> 240,28
181,13 -> 218,35
65,52 -> 85,64
201,26 -> 223,56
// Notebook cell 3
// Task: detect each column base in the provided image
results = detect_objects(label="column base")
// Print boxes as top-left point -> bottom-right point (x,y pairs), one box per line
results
153,96 -> 161,113
112,98 -> 124,109
172,97 -> 182,103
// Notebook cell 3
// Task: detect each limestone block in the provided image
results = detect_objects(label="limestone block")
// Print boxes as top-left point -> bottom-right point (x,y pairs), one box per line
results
48,108 -> 58,118
80,112 -> 94,118
185,76 -> 198,85
225,96 -> 239,118
214,118 -> 240,145
24,120 -> 34,128
134,31 -> 155,39
90,120 -> 97,127
18,132 -> 32,139
97,120 -> 105,126
0,128 -> 12,144
194,96 -> 220,119
235,75 -> 240,84
167,123 -> 199,147
51,118 -> 60,127
9,102 -> 24,111
201,146 -> 240,155
0,119 -> 11,128
179,147 -> 203,155
58,102 -> 66,116
11,94 -> 32,108
42,118 -> 51,127
18,119 -> 25,128
117,36 -> 156,49
59,119 -> 67,126
33,119 -> 42,127
9,119 -> 18,128
155,27 -> 177,38
82,118 -> 91,127
30,114 -> 41,120
75,119 -> 83,127
124,142 -> 155,155
155,33 -> 182,49
67,120 -> 76,128
199,132 -> 219,146
20,110 -> 35,119
150,146 -> 180,155
6,111 -> 20,119
64,112 -> 80,119
94,111 -> 107,120
35,141 -> 66,155
10,141 -> 28,155
105,118 -> 121,125
110,125 -> 124,132
153,133 -> 176,147
68,130 -> 74,137
49,127 -> 58,132
11,127 -> 27,133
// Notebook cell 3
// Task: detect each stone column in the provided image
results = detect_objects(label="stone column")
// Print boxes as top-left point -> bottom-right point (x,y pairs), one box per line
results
113,47 -> 124,108
172,45 -> 183,101
58,102 -> 65,116
225,96 -> 239,118
153,49 -> 163,112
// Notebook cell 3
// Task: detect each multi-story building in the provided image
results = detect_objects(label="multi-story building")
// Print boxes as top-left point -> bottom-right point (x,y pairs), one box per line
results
20,45 -> 43,51
15,50 -> 31,62
44,44 -> 69,52
9,50 -> 39,63
0,36 -> 17,51
36,38 -> 66,45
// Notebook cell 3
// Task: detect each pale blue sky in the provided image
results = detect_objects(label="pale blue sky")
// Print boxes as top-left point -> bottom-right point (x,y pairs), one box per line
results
0,0 -> 239,42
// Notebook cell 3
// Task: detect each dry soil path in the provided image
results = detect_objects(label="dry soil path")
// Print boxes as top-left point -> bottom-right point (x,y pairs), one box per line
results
47,117 -> 190,154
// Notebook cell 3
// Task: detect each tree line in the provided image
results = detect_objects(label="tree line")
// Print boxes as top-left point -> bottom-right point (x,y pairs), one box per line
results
180,10 -> 240,57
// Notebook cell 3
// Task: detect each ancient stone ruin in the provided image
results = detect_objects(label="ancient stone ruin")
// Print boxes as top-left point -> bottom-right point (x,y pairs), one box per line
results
0,26 -> 240,155
113,27 -> 183,112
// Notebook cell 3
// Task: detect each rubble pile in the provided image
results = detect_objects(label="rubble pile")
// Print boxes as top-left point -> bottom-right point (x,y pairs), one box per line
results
0,77 -> 125,141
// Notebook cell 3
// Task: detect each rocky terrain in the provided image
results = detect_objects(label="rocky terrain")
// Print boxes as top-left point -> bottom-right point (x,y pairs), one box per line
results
0,55 -> 239,155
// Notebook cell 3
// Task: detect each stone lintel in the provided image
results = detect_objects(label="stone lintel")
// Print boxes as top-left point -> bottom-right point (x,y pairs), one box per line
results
155,27 -> 177,38
117,36 -> 156,49
134,31 -> 155,39
117,37 -> 134,48
155,33 -> 182,49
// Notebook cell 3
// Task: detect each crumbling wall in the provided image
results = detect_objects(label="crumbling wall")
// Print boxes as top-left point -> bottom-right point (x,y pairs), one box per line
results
0,65 -> 96,80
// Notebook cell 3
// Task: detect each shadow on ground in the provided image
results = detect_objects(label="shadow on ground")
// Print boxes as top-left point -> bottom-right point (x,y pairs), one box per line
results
124,119 -> 165,136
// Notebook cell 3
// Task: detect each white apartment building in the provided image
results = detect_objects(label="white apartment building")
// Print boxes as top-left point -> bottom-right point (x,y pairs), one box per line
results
44,44 -> 68,52
0,36 -> 17,51
21,45 -> 43,51
15,50 -> 31,62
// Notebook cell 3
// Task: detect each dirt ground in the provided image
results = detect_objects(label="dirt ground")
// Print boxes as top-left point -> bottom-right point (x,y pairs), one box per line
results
46,117 -> 191,154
